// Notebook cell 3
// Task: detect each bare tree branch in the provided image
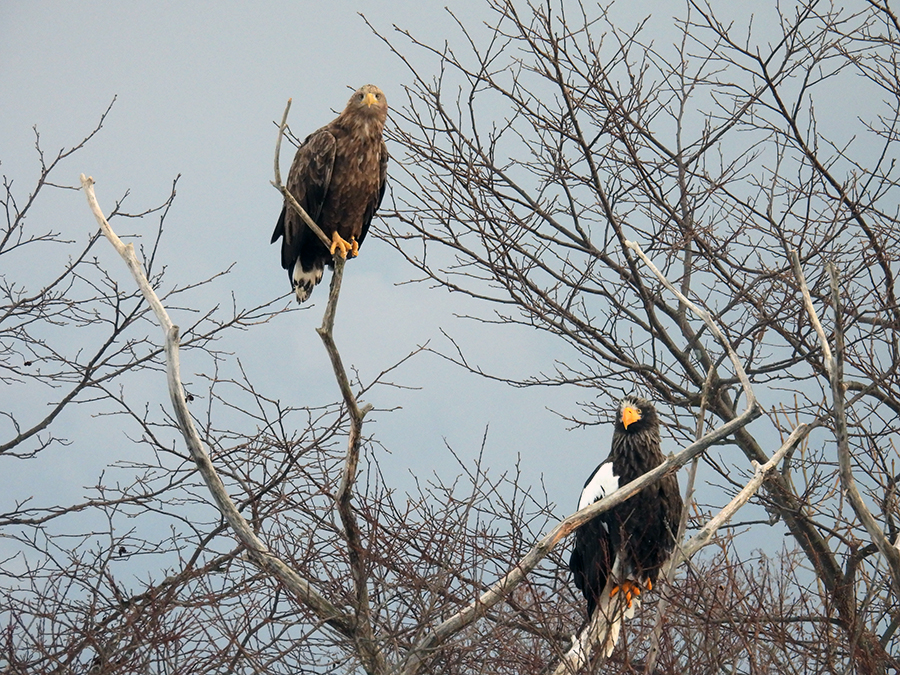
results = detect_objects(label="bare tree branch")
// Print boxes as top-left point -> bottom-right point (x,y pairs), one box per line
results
80,173 -> 362,645
827,262 -> 900,596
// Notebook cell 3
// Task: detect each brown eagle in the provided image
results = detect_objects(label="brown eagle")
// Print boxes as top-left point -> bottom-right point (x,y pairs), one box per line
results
271,84 -> 388,302
569,395 -> 682,654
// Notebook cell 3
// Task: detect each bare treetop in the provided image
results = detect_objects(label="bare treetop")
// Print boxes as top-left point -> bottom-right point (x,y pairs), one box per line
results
5,1 -> 900,674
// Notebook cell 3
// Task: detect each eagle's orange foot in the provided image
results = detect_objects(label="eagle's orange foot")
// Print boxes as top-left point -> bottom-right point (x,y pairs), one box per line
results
329,232 -> 354,259
610,580 -> 644,608
349,237 -> 359,258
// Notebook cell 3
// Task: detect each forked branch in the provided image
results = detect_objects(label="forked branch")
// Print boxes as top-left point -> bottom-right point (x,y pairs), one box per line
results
792,251 -> 900,596
80,174 -> 388,673
270,99 -> 383,669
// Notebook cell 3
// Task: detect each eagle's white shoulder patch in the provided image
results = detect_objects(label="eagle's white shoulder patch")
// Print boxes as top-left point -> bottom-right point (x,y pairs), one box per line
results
578,461 -> 619,510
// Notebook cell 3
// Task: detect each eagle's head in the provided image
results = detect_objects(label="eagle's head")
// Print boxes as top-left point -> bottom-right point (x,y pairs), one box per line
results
346,84 -> 388,119
615,395 -> 659,435
611,395 -> 663,465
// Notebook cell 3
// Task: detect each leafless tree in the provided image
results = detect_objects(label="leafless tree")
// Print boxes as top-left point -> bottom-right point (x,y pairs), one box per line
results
374,0 -> 900,672
5,1 -> 900,673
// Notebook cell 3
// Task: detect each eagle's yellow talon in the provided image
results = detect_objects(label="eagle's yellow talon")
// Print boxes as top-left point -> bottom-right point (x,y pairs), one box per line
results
350,237 -> 359,258
610,580 -> 646,608
329,232 -> 353,259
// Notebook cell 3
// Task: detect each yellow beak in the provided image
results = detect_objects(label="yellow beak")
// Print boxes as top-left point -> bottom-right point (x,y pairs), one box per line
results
363,92 -> 378,107
621,405 -> 641,429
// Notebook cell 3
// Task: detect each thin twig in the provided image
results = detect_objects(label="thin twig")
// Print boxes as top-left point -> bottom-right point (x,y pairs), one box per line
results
274,98 -> 291,188
271,98 -> 333,250
624,240 -> 756,409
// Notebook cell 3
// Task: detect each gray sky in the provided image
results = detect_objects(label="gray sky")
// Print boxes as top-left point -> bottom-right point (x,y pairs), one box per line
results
2,2 -> 621,518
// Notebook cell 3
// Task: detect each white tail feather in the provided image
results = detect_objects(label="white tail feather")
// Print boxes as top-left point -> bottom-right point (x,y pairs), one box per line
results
554,565 -> 647,673
291,259 -> 324,303
596,584 -> 637,657
554,589 -> 633,675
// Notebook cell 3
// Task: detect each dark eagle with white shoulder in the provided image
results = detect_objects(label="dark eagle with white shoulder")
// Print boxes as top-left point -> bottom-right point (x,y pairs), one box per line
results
569,395 -> 682,654
272,84 -> 388,302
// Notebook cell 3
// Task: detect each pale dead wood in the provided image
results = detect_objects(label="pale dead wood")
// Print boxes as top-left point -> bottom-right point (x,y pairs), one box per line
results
792,251 -> 900,596
790,249 -> 834,380
827,263 -> 900,596
624,239 -> 756,410
80,173 -> 367,654
677,423 -> 808,562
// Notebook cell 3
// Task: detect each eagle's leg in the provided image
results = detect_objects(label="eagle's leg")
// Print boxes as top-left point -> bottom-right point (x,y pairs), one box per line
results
349,237 -> 359,258
609,579 -> 644,608
329,232 -> 354,259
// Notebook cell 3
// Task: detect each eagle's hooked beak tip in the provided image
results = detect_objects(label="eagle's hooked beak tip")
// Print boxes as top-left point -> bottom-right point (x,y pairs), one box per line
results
622,405 -> 641,429
364,92 -> 378,107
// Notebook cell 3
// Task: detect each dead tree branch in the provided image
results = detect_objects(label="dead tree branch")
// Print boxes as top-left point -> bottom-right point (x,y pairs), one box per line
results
80,173 -> 381,664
